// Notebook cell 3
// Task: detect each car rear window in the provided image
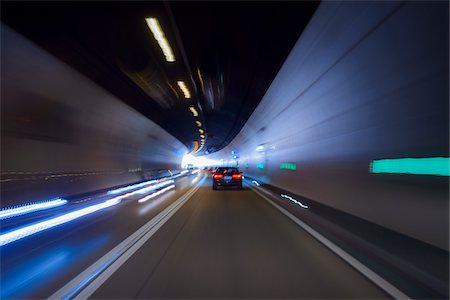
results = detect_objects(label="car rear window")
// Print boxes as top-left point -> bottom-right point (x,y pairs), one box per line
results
215,167 -> 239,174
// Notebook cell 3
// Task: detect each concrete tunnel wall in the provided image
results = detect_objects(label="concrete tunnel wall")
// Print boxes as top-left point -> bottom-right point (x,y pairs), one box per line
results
1,26 -> 187,207
206,1 -> 449,250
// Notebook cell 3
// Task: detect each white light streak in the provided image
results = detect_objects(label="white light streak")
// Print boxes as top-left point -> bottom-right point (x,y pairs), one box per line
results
198,129 -> 204,134
256,145 -> 265,152
189,107 -> 198,117
280,194 -> 308,209
107,180 -> 158,195
106,181 -> 174,204
0,198 -> 67,220
145,18 -> 175,62
0,198 -> 121,247
138,185 -> 175,203
177,81 -> 191,98
252,180 -> 260,186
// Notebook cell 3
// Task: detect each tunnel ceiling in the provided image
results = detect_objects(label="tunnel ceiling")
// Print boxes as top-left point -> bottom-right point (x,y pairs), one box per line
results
2,1 -> 318,155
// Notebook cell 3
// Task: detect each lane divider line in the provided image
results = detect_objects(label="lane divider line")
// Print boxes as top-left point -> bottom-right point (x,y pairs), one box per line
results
49,176 -> 205,300
248,182 -> 410,300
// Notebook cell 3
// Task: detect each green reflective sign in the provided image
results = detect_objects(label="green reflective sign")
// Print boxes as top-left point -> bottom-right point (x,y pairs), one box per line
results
256,163 -> 265,169
280,163 -> 297,170
371,157 -> 450,176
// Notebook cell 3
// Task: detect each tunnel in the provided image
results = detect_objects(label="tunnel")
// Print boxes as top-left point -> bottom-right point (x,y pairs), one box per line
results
1,1 -> 449,299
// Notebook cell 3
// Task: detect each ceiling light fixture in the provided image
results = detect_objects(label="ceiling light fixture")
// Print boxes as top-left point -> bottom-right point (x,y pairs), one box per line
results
189,107 -> 198,117
177,81 -> 191,99
198,129 -> 204,134
145,18 -> 175,62
196,121 -> 202,127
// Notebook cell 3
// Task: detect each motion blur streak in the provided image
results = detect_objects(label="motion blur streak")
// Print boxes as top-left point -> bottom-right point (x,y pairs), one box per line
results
177,81 -> 191,98
205,1 -> 449,250
133,180 -> 174,195
1,25 -> 186,207
0,198 -> 67,220
0,198 -> 120,246
145,17 -> 175,62
138,185 -> 175,203
0,251 -> 69,298
107,180 -> 158,195
281,194 -> 308,209
371,157 -> 450,176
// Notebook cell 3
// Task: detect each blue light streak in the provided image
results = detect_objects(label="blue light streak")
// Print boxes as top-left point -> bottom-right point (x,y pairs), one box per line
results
0,198 -> 121,247
0,198 -> 68,220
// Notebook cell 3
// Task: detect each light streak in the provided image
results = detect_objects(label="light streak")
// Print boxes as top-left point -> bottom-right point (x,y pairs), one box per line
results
177,81 -> 191,98
145,18 -> 175,62
280,163 -> 297,170
0,198 -> 67,220
138,185 -> 175,203
252,180 -> 260,186
0,198 -> 121,246
371,157 -> 449,176
189,107 -> 198,117
107,180 -> 158,195
280,194 -> 308,209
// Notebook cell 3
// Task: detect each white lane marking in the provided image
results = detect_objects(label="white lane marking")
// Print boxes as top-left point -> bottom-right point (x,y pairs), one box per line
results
280,194 -> 308,209
249,184 -> 410,300
49,176 -> 205,300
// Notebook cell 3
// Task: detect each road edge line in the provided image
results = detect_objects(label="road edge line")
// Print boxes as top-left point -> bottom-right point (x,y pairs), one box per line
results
249,184 -> 410,300
49,176 -> 205,300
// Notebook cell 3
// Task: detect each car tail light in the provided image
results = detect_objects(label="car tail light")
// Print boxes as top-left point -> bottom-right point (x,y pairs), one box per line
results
232,174 -> 242,179
213,174 -> 223,179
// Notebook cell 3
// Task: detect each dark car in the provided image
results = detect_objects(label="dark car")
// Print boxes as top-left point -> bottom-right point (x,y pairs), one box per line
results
212,167 -> 243,190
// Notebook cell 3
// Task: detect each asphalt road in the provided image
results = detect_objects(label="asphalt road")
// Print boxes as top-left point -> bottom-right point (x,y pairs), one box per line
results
1,172 -> 389,299
92,176 -> 388,299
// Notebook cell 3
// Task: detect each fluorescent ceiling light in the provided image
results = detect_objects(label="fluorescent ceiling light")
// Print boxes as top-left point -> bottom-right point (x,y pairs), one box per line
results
177,81 -> 191,99
145,18 -> 175,62
189,107 -> 198,117
198,129 -> 204,134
